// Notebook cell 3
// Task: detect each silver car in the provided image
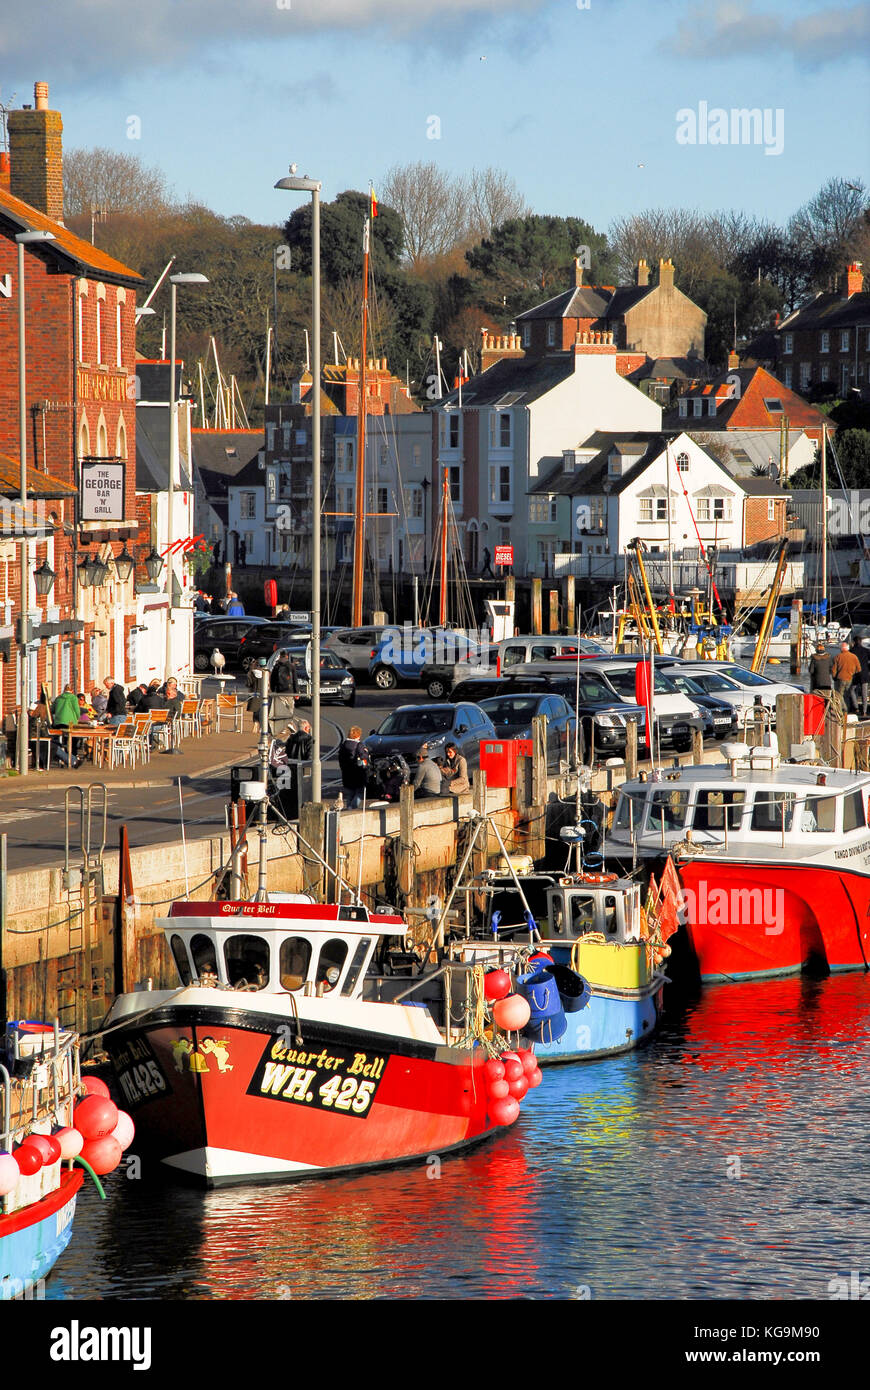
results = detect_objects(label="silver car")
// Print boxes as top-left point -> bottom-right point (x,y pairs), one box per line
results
323,626 -> 390,680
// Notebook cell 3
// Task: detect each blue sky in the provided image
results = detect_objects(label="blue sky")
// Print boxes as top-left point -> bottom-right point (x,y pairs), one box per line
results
3,0 -> 868,235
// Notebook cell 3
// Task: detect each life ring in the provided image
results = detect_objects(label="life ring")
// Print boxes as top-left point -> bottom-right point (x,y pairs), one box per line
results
579,872 -> 618,885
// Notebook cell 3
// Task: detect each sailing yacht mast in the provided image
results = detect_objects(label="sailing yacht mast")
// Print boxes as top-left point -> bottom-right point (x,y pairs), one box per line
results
821,427 -> 828,619
439,467 -> 449,627
352,218 -> 371,627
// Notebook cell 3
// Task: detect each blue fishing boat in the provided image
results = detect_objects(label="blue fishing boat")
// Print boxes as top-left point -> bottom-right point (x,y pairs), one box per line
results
455,869 -> 673,1064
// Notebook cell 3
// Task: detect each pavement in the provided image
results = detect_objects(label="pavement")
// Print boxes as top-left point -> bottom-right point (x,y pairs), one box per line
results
0,681 -> 427,872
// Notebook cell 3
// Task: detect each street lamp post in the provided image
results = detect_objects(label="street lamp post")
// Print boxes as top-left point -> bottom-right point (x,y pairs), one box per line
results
16,229 -> 56,777
165,273 -> 208,681
275,170 -> 322,801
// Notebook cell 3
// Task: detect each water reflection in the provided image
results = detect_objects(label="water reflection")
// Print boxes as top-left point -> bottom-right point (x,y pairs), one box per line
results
51,975 -> 870,1300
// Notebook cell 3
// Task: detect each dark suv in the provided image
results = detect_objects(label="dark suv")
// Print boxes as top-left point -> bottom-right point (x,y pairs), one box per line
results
237,622 -> 310,671
193,616 -> 269,671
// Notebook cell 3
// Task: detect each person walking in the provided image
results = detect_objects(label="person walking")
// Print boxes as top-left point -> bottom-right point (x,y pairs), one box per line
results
808,643 -> 833,694
338,726 -> 369,808
832,641 -> 860,710
440,741 -> 470,796
855,638 -> 870,718
413,743 -> 443,799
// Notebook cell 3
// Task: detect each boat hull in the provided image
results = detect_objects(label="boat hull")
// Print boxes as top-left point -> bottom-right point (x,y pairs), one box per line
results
104,1003 -> 501,1187
676,859 -> 870,981
530,942 -> 663,1063
0,1168 -> 83,1300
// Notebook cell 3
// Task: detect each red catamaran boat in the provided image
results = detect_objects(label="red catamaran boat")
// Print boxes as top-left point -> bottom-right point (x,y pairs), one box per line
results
607,756 -> 870,981
101,896 -> 535,1186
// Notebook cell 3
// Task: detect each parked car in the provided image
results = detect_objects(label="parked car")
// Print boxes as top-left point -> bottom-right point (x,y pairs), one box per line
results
478,692 -> 576,769
247,643 -> 356,705
193,616 -> 270,671
362,702 -> 496,768
451,670 -> 647,762
421,634 -> 609,698
664,671 -> 739,741
323,626 -> 391,680
369,628 -> 487,691
577,659 -> 705,751
237,621 -> 314,670
668,661 -> 801,726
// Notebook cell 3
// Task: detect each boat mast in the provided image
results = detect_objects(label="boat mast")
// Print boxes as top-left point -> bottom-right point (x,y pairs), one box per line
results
665,440 -> 675,617
352,217 -> 371,627
821,427 -> 827,620
439,466 -> 449,627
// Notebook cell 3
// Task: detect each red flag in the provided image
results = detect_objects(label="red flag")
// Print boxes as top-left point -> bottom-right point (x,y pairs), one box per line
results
635,659 -> 653,750
370,187 -> 378,219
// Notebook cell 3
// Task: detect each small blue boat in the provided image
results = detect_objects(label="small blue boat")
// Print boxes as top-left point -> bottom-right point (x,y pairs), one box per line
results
457,871 -> 668,1065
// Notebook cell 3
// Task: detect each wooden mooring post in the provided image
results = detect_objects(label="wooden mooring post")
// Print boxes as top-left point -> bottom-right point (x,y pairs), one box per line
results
531,578 -> 543,635
625,718 -> 638,780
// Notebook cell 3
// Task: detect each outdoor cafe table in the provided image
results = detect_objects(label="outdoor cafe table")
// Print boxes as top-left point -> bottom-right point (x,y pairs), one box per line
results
49,724 -> 116,769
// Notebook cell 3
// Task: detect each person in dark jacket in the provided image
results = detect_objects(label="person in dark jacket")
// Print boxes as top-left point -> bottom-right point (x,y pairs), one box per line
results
103,677 -> 128,726
270,650 -> 298,731
127,682 -> 149,711
808,644 -> 833,693
338,725 -> 368,808
281,720 -> 313,820
141,680 -> 167,711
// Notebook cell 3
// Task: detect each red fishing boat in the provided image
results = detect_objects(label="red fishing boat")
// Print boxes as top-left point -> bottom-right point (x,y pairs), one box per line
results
607,757 -> 870,981
100,896 -> 536,1187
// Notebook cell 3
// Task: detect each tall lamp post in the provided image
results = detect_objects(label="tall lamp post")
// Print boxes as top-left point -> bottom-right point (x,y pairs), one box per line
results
275,169 -> 322,801
165,273 -> 208,680
16,229 -> 56,777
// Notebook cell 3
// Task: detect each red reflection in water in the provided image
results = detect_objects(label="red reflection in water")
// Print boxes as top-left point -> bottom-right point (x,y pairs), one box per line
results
189,1128 -> 538,1299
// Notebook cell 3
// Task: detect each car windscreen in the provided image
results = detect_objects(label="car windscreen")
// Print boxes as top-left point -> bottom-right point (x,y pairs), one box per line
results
685,671 -> 740,693
721,666 -> 772,688
577,677 -> 622,702
600,669 -> 636,698
377,709 -> 453,736
480,697 -> 541,722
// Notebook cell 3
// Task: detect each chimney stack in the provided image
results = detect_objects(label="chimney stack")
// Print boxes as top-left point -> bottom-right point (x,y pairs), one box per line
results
727,350 -> 740,371
658,258 -> 674,290
7,82 -> 64,224
574,257 -> 584,288
636,259 -> 649,287
841,262 -> 864,297
0,152 -> 10,192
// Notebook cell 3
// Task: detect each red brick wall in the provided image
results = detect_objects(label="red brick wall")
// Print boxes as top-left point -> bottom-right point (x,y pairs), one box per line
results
743,496 -> 787,545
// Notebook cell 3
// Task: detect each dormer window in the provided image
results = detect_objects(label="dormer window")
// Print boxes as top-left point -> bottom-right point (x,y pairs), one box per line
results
763,398 -> 783,413
676,453 -> 690,472
546,322 -> 556,347
708,398 -> 717,416
693,399 -> 703,417
679,399 -> 688,417
562,450 -> 576,473
608,454 -> 621,476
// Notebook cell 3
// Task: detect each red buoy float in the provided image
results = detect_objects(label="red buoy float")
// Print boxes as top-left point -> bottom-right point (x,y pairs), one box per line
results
492,994 -> 531,1032
0,1152 -> 20,1195
483,969 -> 511,1002
74,1095 -> 119,1141
508,1074 -> 529,1100
517,1048 -> 538,1075
53,1126 -> 84,1160
79,1135 -> 123,1176
489,1096 -> 521,1126
527,1067 -> 543,1089
482,1058 -> 506,1085
13,1143 -> 42,1175
487,1078 -> 510,1100
110,1111 -> 135,1152
19,1133 -> 56,1165
80,1076 -> 111,1099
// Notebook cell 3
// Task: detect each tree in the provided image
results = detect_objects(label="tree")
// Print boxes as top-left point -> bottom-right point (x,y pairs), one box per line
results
63,147 -> 173,220
463,167 -> 530,244
466,214 -> 615,318
380,162 -> 466,267
283,189 -> 404,282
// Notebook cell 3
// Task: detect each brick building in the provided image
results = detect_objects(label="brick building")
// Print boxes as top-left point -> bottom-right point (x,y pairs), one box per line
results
0,82 -> 142,735
665,365 -> 832,445
775,264 -> 870,400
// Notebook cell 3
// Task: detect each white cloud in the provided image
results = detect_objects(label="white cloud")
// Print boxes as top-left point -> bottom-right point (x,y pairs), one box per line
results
667,2 -> 870,66
2,0 -> 545,84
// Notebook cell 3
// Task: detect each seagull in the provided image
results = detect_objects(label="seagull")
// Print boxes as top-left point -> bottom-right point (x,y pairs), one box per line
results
289,163 -> 297,175
211,648 -> 226,678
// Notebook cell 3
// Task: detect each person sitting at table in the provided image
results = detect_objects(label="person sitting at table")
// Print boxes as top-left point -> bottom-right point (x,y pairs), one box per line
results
90,686 -> 108,718
103,676 -> 128,726
49,686 -> 83,767
127,682 -> 149,711
77,692 -> 96,724
27,695 -> 54,768
161,677 -> 185,720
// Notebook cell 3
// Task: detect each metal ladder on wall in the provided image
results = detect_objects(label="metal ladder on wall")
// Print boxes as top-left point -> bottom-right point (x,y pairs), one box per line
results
57,786 -> 108,1032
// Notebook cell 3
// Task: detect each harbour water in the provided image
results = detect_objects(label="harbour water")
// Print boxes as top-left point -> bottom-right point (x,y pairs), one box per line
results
50,973 -> 869,1301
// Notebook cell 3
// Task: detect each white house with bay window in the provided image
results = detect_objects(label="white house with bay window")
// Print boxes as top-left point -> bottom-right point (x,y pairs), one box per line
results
531,430 -> 782,559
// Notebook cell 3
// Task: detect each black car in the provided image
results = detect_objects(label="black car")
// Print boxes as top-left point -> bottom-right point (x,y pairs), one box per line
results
193,616 -> 270,672
237,621 -> 311,671
362,702 -> 496,770
252,644 -> 356,705
452,672 -> 645,762
478,692 -> 577,770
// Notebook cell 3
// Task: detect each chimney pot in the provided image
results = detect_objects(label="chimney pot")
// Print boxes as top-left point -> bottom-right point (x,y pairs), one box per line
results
34,82 -> 49,111
636,259 -> 649,287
